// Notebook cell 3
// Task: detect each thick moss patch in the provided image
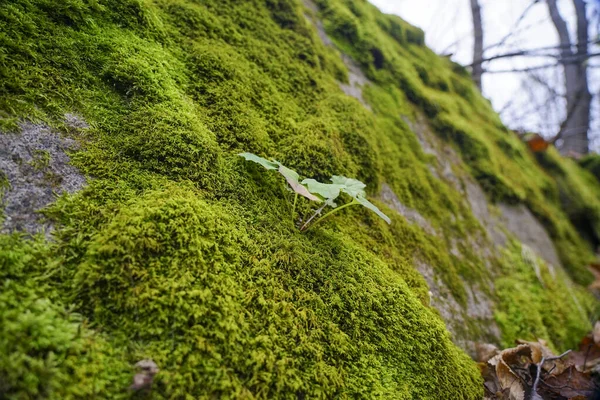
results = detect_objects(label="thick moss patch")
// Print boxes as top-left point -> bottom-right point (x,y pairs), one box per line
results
494,241 -> 595,352
0,235 -> 131,399
0,0 -> 598,397
316,0 -> 599,284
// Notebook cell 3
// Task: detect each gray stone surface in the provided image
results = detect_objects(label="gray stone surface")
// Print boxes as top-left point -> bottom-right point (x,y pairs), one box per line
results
404,115 -> 503,350
498,202 -> 562,269
379,183 -> 437,236
0,120 -> 86,235
415,260 -> 500,358
403,114 -> 462,190
338,55 -> 372,110
302,0 -> 333,47
465,181 -> 507,248
380,175 -> 500,352
303,0 -> 372,110
64,113 -> 90,130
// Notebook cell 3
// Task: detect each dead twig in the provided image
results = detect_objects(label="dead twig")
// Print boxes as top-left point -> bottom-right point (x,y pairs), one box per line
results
531,350 -> 572,399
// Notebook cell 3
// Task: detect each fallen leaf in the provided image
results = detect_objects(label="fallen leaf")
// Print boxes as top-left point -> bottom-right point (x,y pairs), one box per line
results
540,365 -> 596,399
495,357 -> 525,400
476,342 -> 500,363
516,339 -> 567,375
568,333 -> 600,372
523,133 -> 549,153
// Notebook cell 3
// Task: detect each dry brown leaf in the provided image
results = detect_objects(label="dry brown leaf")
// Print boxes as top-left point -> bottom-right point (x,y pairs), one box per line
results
495,357 -> 525,400
482,332 -> 600,399
525,134 -> 549,153
540,365 -> 596,399
568,332 -> 600,372
494,344 -> 532,366
516,339 -> 569,375
477,342 -> 500,363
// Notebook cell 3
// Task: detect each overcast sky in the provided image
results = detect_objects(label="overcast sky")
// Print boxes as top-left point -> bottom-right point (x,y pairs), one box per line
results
369,0 -> 600,151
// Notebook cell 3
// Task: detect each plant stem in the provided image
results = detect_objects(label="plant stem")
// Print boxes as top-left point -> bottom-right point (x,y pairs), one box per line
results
300,202 -> 328,231
301,199 -> 359,231
291,193 -> 298,223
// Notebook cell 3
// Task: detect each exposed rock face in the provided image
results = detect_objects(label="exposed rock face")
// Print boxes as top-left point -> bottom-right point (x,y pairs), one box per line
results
379,183 -> 437,236
392,114 -> 501,347
415,260 -> 500,358
303,0 -> 372,110
465,181 -> 507,248
337,54 -> 372,110
379,113 -> 564,354
404,114 -> 462,191
498,203 -> 562,269
0,120 -> 86,235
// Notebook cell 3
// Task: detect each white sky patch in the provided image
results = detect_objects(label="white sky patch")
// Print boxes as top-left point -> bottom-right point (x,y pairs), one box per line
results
369,0 -> 600,151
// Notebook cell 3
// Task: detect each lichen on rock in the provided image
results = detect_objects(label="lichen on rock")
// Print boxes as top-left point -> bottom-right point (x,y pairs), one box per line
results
0,121 -> 86,235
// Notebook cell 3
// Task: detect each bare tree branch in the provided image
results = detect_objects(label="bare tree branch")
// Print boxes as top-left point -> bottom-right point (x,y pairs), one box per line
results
532,350 -> 572,399
468,43 -> 600,66
483,53 -> 600,74
483,0 -> 542,52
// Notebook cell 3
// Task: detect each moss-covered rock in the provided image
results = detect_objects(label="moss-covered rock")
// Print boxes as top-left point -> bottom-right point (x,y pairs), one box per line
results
0,0 -> 599,398
494,241 -> 594,351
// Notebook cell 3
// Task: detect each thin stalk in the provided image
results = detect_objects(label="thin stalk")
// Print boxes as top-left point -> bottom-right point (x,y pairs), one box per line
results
300,202 -> 328,231
291,193 -> 298,223
301,199 -> 359,231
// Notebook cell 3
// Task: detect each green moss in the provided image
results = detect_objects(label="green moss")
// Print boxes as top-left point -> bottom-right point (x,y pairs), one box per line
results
0,235 -> 131,399
0,0 -> 598,397
44,183 -> 482,398
494,241 -> 594,351
313,0 -> 598,285
0,170 -> 8,223
29,149 -> 51,171
579,153 -> 600,182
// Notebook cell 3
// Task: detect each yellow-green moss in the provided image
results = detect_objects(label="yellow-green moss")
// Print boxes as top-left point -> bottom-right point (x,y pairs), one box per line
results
0,234 -> 131,399
0,170 -> 8,222
494,241 -> 595,351
316,0 -> 598,284
0,0 -> 598,397
46,183 -> 483,398
579,153 -> 600,182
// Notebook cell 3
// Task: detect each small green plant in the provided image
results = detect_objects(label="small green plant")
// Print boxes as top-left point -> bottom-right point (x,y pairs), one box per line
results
239,153 -> 391,231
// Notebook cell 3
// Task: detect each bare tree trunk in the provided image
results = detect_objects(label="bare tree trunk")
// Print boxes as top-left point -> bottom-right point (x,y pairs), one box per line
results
470,0 -> 484,91
547,0 -> 591,155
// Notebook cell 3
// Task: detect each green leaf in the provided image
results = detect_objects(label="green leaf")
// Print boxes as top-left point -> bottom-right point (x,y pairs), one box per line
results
301,179 -> 343,203
238,152 -> 278,170
356,196 -> 391,224
239,153 -> 320,202
331,175 -> 366,198
278,165 -> 321,202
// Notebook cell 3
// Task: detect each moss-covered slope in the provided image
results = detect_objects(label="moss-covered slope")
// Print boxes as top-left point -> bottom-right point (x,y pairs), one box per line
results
1,0 -> 599,398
